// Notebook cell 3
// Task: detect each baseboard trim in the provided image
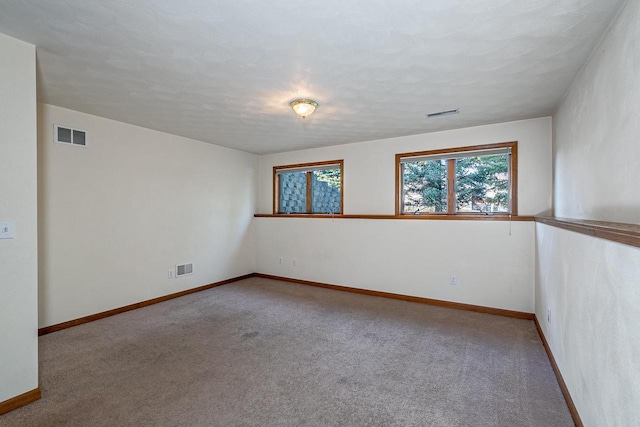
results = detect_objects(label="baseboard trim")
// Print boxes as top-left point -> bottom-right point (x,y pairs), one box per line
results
254,273 -> 534,320
534,316 -> 583,427
0,388 -> 41,415
38,272 -> 534,336
38,273 -> 255,336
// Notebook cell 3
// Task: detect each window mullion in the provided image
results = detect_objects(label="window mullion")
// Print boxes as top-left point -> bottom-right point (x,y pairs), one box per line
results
306,171 -> 312,213
447,159 -> 456,214
275,173 -> 280,213
400,165 -> 405,214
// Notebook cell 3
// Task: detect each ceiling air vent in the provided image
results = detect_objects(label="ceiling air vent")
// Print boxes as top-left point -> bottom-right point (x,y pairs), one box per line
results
176,263 -> 193,277
54,124 -> 87,147
426,109 -> 459,118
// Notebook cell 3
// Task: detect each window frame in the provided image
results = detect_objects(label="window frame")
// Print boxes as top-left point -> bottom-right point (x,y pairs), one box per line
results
395,141 -> 517,217
273,159 -> 344,215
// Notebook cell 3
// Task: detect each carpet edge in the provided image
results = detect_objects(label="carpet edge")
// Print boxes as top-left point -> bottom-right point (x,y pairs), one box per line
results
254,273 -> 534,320
38,273 -> 256,336
38,272 -> 536,336
534,316 -> 582,427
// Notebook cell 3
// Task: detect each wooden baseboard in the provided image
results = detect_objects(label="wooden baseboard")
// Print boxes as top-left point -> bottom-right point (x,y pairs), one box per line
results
38,274 -> 255,336
37,272 -> 534,337
254,273 -> 534,320
0,388 -> 41,415
534,316 -> 583,427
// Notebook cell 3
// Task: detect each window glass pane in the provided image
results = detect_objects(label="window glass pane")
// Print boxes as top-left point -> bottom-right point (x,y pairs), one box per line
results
402,160 -> 448,213
311,169 -> 341,213
455,154 -> 509,213
279,172 -> 307,213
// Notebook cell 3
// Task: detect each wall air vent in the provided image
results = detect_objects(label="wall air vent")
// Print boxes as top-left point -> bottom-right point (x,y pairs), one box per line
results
176,263 -> 193,277
54,124 -> 87,147
426,109 -> 459,118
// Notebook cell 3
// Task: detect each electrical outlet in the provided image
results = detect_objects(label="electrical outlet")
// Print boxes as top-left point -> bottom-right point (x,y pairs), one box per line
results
168,270 -> 174,279
547,307 -> 550,323
450,276 -> 457,285
0,221 -> 15,239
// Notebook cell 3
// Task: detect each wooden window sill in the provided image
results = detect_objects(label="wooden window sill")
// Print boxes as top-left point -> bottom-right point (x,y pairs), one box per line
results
255,214 -> 535,221
535,216 -> 640,249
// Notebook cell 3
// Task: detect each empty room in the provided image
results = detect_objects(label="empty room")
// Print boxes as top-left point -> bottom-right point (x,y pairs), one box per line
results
1,0 -> 638,426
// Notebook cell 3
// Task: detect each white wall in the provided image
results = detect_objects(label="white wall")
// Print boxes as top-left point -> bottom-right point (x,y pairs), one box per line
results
538,1 -> 640,425
0,34 -> 38,402
38,104 -> 257,328
256,118 -> 552,313
536,224 -> 640,426
258,117 -> 552,215
553,0 -> 639,224
257,218 -> 535,312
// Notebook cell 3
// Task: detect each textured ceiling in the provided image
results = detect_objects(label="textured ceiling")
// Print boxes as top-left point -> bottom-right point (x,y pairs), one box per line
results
0,0 -> 625,154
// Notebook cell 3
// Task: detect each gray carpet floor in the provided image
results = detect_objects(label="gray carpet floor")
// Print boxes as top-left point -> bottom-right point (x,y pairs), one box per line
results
1,277 -> 573,427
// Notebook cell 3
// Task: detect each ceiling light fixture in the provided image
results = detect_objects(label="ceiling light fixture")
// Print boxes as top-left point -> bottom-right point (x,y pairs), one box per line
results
290,99 -> 318,119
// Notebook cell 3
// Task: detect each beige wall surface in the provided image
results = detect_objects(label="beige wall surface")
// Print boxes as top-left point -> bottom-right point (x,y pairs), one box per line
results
539,1 -> 640,425
0,33 -> 38,402
258,117 -> 553,216
257,218 -> 536,313
38,104 -> 258,328
255,117 -> 553,313
553,0 -> 639,224
536,224 -> 640,426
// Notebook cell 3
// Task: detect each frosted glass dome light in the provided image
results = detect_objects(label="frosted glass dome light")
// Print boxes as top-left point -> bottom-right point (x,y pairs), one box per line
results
290,99 -> 318,118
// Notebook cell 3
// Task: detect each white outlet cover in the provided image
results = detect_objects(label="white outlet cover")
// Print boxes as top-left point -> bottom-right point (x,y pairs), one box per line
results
0,221 -> 15,239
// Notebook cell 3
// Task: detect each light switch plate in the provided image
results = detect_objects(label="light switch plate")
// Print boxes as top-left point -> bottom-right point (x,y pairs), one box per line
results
0,221 -> 15,239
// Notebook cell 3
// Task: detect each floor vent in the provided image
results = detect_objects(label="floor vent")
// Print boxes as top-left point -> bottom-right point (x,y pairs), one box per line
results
54,124 -> 87,147
176,263 -> 193,277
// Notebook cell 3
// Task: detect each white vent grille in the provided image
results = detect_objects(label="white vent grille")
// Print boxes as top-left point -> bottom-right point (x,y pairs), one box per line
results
54,124 -> 87,147
176,263 -> 193,277
426,109 -> 459,118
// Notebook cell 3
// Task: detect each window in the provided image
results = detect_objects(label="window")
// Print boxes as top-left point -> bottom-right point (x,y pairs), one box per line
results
396,142 -> 517,216
273,160 -> 343,214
